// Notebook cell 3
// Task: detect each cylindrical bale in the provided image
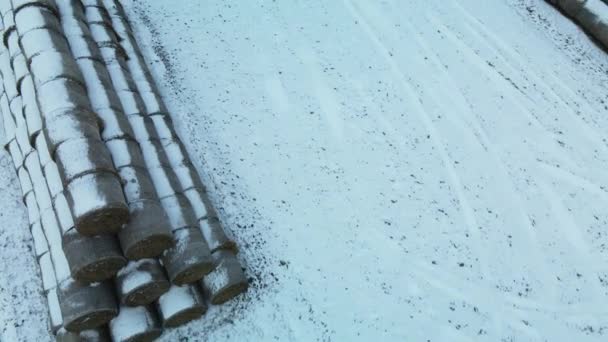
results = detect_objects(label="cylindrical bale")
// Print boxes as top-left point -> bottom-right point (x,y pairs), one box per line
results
0,61 -> 18,103
62,227 -> 126,283
7,140 -> 24,171
182,187 -> 236,253
39,251 -> 58,292
138,89 -> 168,115
201,250 -> 248,305
156,285 -> 206,328
109,305 -> 162,342
24,151 -> 53,211
172,164 -> 206,193
35,78 -> 91,115
118,199 -> 174,260
159,194 -> 197,232
148,115 -> 176,140
76,58 -> 123,112
84,5 -> 112,27
199,218 -> 236,254
47,288 -> 63,334
31,220 -> 50,257
18,166 -> 34,198
7,29 -> 22,62
159,139 -> 189,167
44,112 -> 101,157
29,50 -> 85,88
55,0 -> 87,22
88,22 -> 119,47
65,172 -> 129,235
118,166 -> 158,204
10,99 -> 32,152
14,4 -> 61,34
99,44 -> 129,66
67,34 -> 99,60
44,162 -> 64,197
12,53 -> 28,92
56,327 -> 111,342
12,0 -> 59,15
105,62 -> 138,93
18,28 -> 71,61
97,108 -> 133,141
21,75 -> 43,140
24,193 -> 40,225
127,115 -> 157,144
53,192 -> 74,234
115,259 -> 170,306
58,15 -> 91,38
147,165 -> 180,200
104,138 -> 145,169
55,138 -> 116,183
1,96 -> 16,146
161,226 -> 212,285
556,0 -> 587,17
57,278 -> 118,332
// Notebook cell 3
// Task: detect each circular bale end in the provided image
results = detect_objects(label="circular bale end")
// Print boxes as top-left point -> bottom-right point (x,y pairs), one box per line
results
67,172 -> 129,235
58,279 -> 118,332
109,306 -> 162,342
119,200 -> 174,260
116,259 -> 170,306
203,250 -> 248,305
157,285 -> 206,328
63,229 -> 127,282
161,227 -> 213,285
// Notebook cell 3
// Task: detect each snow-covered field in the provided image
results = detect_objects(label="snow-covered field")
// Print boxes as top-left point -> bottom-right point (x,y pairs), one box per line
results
3,0 -> 608,341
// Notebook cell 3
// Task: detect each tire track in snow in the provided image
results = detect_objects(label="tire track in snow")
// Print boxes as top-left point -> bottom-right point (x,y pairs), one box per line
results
368,1 -> 564,332
381,6 -> 559,313
342,0 -> 501,334
450,0 -> 608,159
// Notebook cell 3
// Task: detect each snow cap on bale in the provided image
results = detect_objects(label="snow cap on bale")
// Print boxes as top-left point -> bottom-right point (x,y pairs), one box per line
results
19,28 -> 71,61
161,225 -> 213,285
201,250 -> 248,305
13,4 -> 61,34
109,305 -> 162,342
11,0 -> 59,15
64,171 -> 129,235
115,259 -> 170,306
156,284 -> 206,328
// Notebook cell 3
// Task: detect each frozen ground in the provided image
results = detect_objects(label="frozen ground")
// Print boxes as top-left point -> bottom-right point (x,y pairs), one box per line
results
2,0 -> 608,341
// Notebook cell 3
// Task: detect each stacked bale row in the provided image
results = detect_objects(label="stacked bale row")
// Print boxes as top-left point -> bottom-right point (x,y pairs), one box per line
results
547,0 -> 608,49
0,0 -> 248,340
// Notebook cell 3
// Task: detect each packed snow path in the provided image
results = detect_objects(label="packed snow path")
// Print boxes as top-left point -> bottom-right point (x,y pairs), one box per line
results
3,0 -> 608,341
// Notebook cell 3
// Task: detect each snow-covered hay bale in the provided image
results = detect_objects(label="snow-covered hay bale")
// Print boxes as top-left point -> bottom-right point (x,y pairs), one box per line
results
14,4 -> 61,34
161,226 -> 212,285
44,115 -> 101,158
29,50 -> 84,88
156,285 -> 206,328
18,28 -> 70,60
58,279 -> 118,332
12,0 -> 59,16
202,250 -> 248,305
109,305 -> 162,342
64,171 -> 129,235
115,259 -> 170,306
118,199 -> 174,260
62,227 -> 126,282
21,75 -> 42,140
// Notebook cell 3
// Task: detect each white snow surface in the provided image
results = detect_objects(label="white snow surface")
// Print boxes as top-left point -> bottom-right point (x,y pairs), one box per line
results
3,0 -> 608,341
